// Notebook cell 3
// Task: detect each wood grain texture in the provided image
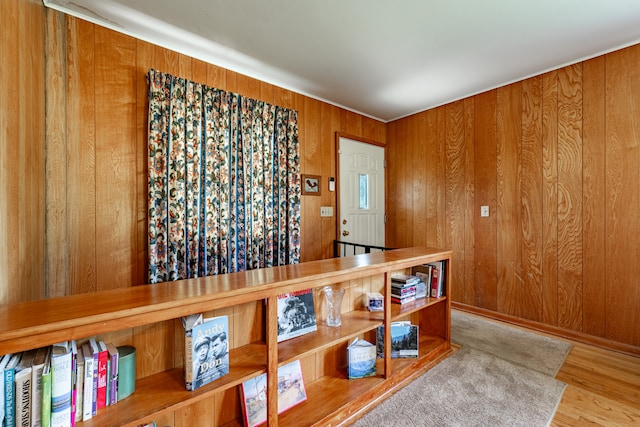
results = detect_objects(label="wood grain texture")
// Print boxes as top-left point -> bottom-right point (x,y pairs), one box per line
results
521,75 -> 544,322
1,0 -> 46,304
496,83 -> 522,318
45,8 -> 69,299
557,64 -> 583,332
473,90 -> 497,310
605,45 -> 640,346
66,17 -> 97,295
581,58 -> 606,338
462,98 -> 475,307
444,101 -> 466,304
541,70 -> 559,327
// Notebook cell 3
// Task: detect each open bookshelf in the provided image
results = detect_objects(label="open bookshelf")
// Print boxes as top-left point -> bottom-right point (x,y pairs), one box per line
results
0,246 -> 452,427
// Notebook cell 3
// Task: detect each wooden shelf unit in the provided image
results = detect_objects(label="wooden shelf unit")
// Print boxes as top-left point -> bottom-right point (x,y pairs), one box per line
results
0,246 -> 452,427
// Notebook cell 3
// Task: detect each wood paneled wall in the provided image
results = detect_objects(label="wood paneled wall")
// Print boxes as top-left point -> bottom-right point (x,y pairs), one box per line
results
0,0 -> 46,305
387,46 -> 640,349
36,9 -> 385,301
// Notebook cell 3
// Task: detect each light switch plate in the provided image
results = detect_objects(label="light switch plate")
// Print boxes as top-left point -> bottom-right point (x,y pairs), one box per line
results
480,206 -> 489,217
320,206 -> 333,217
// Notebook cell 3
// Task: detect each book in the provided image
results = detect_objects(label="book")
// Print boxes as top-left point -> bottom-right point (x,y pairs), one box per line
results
182,314 -> 229,391
347,338 -> 377,379
376,321 -> 419,358
4,353 -> 21,427
50,342 -> 73,427
276,289 -> 317,342
105,343 -> 119,405
14,349 -> 35,427
86,340 -> 99,416
90,340 -> 108,410
31,347 -> 49,427
391,274 -> 420,285
426,261 -> 445,298
41,348 -> 52,427
73,346 -> 84,424
69,341 -> 78,426
240,360 -> 307,427
0,353 -> 11,427
80,344 -> 94,421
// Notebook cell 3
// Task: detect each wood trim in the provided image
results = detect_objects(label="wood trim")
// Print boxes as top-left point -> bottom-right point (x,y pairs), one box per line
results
452,302 -> 640,357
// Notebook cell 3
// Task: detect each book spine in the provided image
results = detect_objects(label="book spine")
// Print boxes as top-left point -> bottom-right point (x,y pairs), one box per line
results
51,351 -> 72,427
109,350 -> 118,405
91,351 -> 97,416
184,330 -> 194,391
70,344 -> 76,427
73,363 -> 83,423
15,369 -> 31,427
96,349 -> 107,410
5,366 -> 16,427
31,363 -> 44,427
81,356 -> 93,422
41,368 -> 51,427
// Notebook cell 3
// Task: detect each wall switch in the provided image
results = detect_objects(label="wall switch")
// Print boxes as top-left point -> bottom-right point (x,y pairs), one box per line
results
480,206 -> 489,217
320,206 -> 333,217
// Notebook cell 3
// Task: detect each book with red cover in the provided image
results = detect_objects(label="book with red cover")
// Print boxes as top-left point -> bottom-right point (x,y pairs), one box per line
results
89,339 -> 108,411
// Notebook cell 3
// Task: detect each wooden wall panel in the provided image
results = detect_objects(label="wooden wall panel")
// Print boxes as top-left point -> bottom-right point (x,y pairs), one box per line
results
581,58 -> 606,337
67,17 -> 97,295
0,0 -> 46,304
424,110 -> 438,248
541,70 -> 559,327
473,90 -> 497,310
94,27 -> 138,291
444,101 -> 466,303
605,45 -> 640,346
496,83 -> 522,317
520,75 -> 544,322
463,98 -> 475,307
45,9 -> 68,298
556,64 -> 583,332
411,114 -> 428,246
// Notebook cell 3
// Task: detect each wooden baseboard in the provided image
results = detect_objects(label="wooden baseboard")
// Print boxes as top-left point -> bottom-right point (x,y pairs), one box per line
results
452,302 -> 640,358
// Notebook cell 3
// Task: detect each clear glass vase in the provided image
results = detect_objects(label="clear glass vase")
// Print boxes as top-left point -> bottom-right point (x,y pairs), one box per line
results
323,286 -> 345,327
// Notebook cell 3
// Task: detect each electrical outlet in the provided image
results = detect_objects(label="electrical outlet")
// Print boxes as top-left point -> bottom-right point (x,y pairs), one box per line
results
480,206 -> 489,217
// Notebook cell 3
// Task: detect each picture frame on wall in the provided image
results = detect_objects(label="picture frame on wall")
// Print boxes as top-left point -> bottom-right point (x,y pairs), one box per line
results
302,174 -> 321,195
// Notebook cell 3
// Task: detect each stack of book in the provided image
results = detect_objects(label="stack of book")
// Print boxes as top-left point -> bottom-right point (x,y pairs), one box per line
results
0,339 -> 122,427
391,275 -> 419,304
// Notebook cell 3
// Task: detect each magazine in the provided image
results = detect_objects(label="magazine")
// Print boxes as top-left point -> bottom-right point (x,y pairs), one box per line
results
277,289 -> 317,342
240,360 -> 307,427
376,321 -> 419,358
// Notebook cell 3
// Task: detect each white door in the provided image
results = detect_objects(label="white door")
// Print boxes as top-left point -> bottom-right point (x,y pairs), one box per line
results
338,137 -> 385,255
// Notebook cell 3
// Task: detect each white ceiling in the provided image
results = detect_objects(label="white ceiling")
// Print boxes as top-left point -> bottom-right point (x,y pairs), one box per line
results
45,0 -> 640,122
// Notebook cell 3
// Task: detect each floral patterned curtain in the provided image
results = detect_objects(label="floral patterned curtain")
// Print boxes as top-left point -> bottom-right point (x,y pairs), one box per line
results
147,69 -> 301,283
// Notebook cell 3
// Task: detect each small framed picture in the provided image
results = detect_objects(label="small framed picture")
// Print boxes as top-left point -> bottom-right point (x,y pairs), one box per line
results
302,174 -> 321,196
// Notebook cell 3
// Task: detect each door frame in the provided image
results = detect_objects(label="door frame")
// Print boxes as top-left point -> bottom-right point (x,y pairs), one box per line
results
335,132 -> 387,249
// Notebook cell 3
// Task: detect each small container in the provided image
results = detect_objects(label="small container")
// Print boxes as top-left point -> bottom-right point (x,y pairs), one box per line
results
365,292 -> 384,311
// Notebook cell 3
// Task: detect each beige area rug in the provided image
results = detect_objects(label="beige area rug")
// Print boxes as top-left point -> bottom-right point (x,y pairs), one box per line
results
352,310 -> 571,427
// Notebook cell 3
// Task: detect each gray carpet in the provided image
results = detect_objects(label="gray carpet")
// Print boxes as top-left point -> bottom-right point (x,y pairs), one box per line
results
450,310 -> 572,377
352,310 -> 570,427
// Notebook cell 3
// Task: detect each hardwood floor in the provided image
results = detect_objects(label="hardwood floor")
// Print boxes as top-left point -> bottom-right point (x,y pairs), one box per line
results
552,342 -> 640,426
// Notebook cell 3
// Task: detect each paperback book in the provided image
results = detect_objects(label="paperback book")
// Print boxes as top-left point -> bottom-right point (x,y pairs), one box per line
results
347,338 -> 377,379
277,289 -> 317,342
182,313 -> 229,391
240,360 -> 307,427
376,321 -> 419,359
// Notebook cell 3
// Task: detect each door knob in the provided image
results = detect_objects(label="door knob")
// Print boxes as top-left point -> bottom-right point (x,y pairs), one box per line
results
342,230 -> 350,236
